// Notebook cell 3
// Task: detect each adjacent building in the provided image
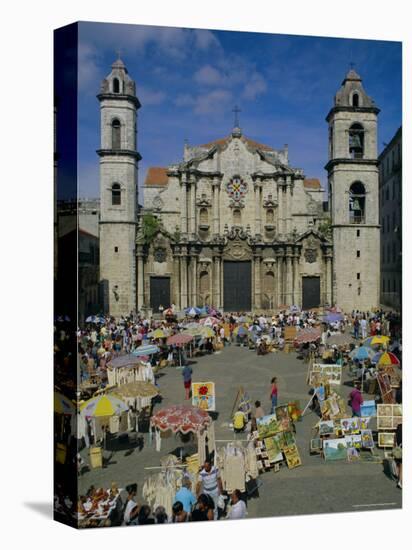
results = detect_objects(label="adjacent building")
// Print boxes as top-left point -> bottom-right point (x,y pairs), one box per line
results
378,127 -> 402,310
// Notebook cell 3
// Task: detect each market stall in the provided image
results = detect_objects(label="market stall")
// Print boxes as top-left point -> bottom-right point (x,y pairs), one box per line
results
107,354 -> 155,386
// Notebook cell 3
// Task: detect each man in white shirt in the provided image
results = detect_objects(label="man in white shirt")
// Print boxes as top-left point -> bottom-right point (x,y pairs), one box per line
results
197,460 -> 222,519
227,489 -> 247,520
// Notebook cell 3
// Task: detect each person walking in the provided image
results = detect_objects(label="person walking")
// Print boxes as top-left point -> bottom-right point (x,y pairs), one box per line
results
182,364 -> 193,400
270,377 -> 278,414
349,381 -> 363,417
360,316 -> 368,339
196,460 -> 222,519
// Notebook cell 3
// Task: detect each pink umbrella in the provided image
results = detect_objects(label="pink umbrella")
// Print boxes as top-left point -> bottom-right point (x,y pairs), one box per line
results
199,316 -> 219,327
151,404 -> 211,434
295,327 -> 321,344
167,333 -> 194,346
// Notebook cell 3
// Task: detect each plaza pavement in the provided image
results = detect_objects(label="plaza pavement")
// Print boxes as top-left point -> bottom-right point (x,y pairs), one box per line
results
79,344 -> 402,519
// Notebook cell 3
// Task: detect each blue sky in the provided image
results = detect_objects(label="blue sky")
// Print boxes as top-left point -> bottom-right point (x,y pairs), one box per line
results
77,22 -> 402,199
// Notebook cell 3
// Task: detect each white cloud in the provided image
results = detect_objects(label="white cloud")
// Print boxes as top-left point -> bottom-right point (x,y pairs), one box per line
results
175,94 -> 196,107
194,89 -> 233,115
193,29 -> 221,50
78,43 -> 101,94
242,72 -> 268,100
138,86 -> 166,105
194,65 -> 222,86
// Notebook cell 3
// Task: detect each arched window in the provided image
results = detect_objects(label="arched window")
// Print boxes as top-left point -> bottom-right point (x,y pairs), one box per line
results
113,78 -> 120,93
111,183 -> 121,205
349,123 -> 364,159
233,209 -> 241,225
112,119 -> 121,149
349,181 -> 365,224
266,209 -> 274,224
352,93 -> 359,107
199,208 -> 209,225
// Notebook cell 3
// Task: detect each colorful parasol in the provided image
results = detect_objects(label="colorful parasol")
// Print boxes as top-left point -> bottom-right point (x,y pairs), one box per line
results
186,307 -> 202,317
107,354 -> 144,369
109,381 -> 159,399
167,333 -> 194,346
371,351 -> 400,366
199,316 -> 219,327
80,394 -> 129,417
363,335 -> 390,348
295,327 -> 321,344
349,346 -> 375,361
149,328 -> 168,339
183,326 -> 203,337
54,391 -> 76,415
132,344 -> 160,357
199,326 -> 215,338
237,315 -> 252,323
151,404 -> 211,434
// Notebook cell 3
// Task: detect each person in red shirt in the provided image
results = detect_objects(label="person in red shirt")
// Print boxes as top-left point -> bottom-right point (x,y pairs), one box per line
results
349,382 -> 363,417
270,377 -> 278,413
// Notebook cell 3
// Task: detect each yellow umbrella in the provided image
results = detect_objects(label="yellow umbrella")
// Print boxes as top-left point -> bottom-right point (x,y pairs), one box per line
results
200,326 -> 215,338
149,328 -> 167,339
363,335 -> 390,348
80,394 -> 128,417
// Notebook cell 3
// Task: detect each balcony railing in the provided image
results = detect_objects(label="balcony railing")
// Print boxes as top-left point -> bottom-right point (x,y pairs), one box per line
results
349,214 -> 365,224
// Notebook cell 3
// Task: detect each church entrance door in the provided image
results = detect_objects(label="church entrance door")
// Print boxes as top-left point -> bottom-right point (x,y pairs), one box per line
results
150,276 -> 171,312
302,276 -> 321,310
223,261 -> 251,312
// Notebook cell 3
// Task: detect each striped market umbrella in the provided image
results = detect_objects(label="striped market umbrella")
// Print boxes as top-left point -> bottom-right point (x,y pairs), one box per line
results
363,335 -> 390,348
132,344 -> 160,357
199,326 -> 215,338
167,333 -> 194,346
372,351 -> 400,366
80,394 -> 128,418
54,391 -> 76,415
199,316 -> 219,327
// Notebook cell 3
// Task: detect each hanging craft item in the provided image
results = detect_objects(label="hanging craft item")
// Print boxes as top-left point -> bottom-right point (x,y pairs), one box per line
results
192,381 -> 216,411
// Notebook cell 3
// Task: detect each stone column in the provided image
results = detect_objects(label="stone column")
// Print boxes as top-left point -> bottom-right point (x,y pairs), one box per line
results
254,180 -> 262,236
285,175 -> 292,235
212,178 -> 221,236
180,176 -> 188,234
180,249 -> 188,309
136,246 -> 145,311
285,247 -> 293,306
213,255 -> 220,309
189,176 -> 196,237
325,253 -> 333,307
293,250 -> 300,307
253,252 -> 262,310
172,252 -> 180,309
190,253 -> 198,307
276,251 -> 283,307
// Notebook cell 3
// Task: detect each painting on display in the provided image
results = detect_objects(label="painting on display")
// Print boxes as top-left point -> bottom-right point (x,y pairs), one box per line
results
275,405 -> 290,430
312,364 -> 342,385
378,432 -> 395,448
283,444 -> 302,469
323,438 -> 348,461
264,436 -> 281,456
377,373 -> 395,404
319,420 -> 335,436
377,416 -> 394,430
359,417 -> 371,430
340,417 -> 360,434
257,414 -> 282,439
360,400 -> 376,418
287,400 -> 302,421
347,447 -> 360,462
192,382 -> 215,411
361,430 -> 374,449
344,434 -> 362,449
310,438 -> 323,452
283,431 -> 296,447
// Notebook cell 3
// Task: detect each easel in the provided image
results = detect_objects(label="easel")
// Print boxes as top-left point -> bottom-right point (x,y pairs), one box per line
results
230,386 -> 251,419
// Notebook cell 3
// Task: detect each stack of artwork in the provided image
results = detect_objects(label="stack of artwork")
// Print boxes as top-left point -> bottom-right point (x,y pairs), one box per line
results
377,404 -> 402,431
308,364 -> 342,386
377,373 -> 395,404
255,405 -> 302,470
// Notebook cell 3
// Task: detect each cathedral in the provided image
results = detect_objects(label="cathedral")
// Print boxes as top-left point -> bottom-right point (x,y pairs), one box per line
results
98,59 -> 380,317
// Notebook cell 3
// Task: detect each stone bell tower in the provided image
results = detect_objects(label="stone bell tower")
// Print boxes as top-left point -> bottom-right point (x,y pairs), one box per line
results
98,57 -> 141,317
326,68 -> 380,312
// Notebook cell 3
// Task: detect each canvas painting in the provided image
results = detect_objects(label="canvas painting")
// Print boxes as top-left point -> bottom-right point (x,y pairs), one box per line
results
361,430 -> 375,449
377,404 -> 393,417
378,432 -> 395,448
377,416 -> 393,430
275,405 -> 290,430
283,445 -> 302,469
359,417 -> 371,430
393,405 -> 403,417
393,416 -> 402,427
192,381 -> 216,411
347,447 -> 360,462
340,417 -> 360,434
360,400 -> 377,417
323,439 -> 348,461
328,396 -> 340,417
344,434 -> 362,449
319,420 -> 335,436
310,438 -> 323,452
257,414 -> 282,439
267,449 -> 284,463
287,401 -> 301,422
283,431 -> 296,447
264,436 -> 281,455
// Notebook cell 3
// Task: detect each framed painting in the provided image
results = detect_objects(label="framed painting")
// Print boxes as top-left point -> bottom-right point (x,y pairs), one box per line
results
283,444 -> 302,469
310,438 -> 323,452
340,417 -> 360,434
275,405 -> 291,430
319,420 -> 335,436
393,404 -> 402,417
323,438 -> 348,461
257,414 -> 282,439
359,417 -> 371,430
347,447 -> 360,462
393,416 -> 402,428
264,436 -> 281,455
283,430 -> 296,447
267,449 -> 283,463
360,400 -> 376,418
287,400 -> 302,421
191,381 -> 216,411
361,429 -> 374,449
344,434 -> 362,449
378,432 -> 395,448
377,404 -> 393,417
377,416 -> 393,430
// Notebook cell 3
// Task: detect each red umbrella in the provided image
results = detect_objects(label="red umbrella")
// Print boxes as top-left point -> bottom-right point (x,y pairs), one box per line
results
167,333 -> 194,346
151,404 -> 211,434
295,327 -> 321,344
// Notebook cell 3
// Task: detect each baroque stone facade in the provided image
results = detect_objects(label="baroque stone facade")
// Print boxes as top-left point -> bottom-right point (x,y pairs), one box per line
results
98,59 -> 381,316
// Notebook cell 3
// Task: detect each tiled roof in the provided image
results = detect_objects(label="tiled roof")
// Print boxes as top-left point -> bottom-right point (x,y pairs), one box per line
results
145,167 -> 169,186
303,178 -> 321,189
199,135 -> 275,152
